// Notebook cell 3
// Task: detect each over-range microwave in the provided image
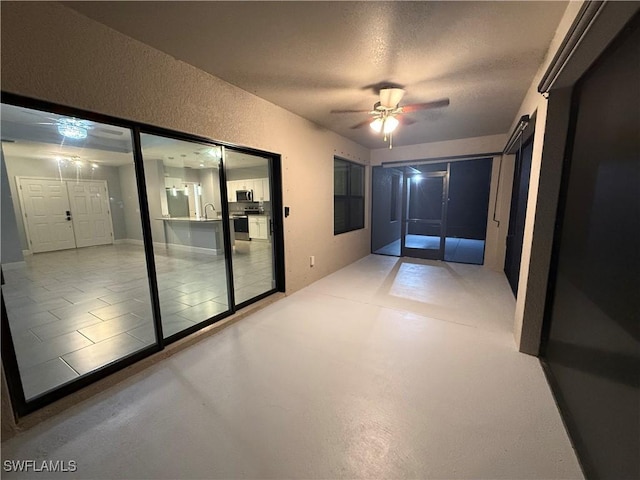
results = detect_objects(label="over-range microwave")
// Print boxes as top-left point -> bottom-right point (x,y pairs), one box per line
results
236,190 -> 253,202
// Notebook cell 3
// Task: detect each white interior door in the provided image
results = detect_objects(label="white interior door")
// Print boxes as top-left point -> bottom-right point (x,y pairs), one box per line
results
66,181 -> 113,248
18,178 -> 76,253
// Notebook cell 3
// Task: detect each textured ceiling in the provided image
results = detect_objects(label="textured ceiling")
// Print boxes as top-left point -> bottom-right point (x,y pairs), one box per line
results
64,1 -> 568,149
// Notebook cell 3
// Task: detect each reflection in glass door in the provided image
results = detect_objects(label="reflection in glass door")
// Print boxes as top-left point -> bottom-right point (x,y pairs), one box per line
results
140,133 -> 231,339
1,103 -> 159,400
224,149 -> 276,306
401,170 -> 449,260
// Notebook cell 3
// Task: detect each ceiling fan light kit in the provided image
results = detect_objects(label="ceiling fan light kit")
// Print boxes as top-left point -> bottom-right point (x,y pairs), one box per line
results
331,87 -> 450,149
56,118 -> 91,140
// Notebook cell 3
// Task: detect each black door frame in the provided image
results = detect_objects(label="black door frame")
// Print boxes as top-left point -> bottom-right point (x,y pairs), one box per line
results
400,168 -> 449,260
504,133 -> 534,296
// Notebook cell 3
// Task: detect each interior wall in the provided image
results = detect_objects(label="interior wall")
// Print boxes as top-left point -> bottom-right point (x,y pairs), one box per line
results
485,154 -> 515,274
371,167 -> 402,252
198,168 -> 222,213
141,159 -> 168,245
117,163 -> 144,242
0,2 -> 371,294
226,166 -> 269,181
0,152 -> 24,264
3,157 -> 128,248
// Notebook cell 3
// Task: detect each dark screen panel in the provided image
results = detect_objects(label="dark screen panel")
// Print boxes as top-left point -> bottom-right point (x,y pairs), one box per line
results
543,13 -> 640,479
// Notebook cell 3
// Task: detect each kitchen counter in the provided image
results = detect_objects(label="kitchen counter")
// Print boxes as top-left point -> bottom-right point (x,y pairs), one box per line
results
156,216 -> 234,255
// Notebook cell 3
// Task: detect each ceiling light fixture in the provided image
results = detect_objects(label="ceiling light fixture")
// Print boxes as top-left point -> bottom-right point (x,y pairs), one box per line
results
370,116 -> 399,134
370,113 -> 399,148
57,118 -> 90,140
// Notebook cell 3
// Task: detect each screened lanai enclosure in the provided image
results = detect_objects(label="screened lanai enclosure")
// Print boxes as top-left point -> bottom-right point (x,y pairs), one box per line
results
371,158 -> 493,265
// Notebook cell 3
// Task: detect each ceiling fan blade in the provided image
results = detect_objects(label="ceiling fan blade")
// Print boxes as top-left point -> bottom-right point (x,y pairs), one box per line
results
93,127 -> 124,136
400,98 -> 450,113
379,88 -> 405,108
350,119 -> 373,129
398,116 -> 417,126
331,109 -> 372,114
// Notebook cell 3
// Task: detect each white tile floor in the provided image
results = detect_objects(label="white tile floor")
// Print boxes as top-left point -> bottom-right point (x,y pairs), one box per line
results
2,241 -> 274,399
0,255 -> 583,479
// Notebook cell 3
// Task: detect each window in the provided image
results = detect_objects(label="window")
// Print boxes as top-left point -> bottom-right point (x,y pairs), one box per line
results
334,157 -> 364,234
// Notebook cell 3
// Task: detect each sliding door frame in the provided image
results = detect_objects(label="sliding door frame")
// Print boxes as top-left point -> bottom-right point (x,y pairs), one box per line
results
0,91 -> 286,417
400,168 -> 449,260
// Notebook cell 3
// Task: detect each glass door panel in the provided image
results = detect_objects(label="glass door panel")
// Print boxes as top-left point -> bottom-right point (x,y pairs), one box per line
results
224,148 -> 276,306
0,103 -> 158,400
139,133 -> 231,339
401,171 -> 448,260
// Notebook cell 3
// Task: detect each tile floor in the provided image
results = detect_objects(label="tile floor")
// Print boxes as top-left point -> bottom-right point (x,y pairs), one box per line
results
0,254 -> 583,479
375,235 -> 485,264
2,240 -> 274,399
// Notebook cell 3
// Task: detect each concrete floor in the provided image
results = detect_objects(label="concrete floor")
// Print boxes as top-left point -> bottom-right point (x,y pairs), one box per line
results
1,255 -> 583,479
374,235 -> 485,265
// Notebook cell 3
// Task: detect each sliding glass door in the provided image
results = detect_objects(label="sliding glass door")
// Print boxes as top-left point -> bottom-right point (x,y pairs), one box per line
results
224,148 -> 277,306
1,95 -> 284,417
1,103 -> 159,401
139,133 -> 232,339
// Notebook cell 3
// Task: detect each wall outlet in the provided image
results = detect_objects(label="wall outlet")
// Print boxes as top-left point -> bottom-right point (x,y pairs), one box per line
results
310,255 -> 315,267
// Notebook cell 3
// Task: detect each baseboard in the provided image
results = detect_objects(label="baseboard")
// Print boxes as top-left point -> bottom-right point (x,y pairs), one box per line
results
162,243 -> 222,256
21,249 -> 32,256
1,260 -> 26,270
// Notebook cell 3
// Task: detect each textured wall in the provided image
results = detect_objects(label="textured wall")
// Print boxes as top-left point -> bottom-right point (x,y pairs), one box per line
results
0,2 -> 371,294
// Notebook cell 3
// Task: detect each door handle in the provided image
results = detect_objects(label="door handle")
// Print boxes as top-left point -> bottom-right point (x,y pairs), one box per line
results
66,210 -> 72,221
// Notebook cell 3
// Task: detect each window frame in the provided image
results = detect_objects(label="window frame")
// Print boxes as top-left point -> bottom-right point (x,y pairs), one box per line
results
334,156 -> 365,235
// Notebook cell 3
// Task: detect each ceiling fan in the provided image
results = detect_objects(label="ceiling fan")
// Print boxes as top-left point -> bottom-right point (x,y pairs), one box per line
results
22,110 -> 125,139
331,88 -> 450,148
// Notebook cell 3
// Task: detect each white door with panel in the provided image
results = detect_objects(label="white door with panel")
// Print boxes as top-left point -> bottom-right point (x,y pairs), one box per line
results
18,178 -> 76,253
18,178 -> 114,253
66,181 -> 113,248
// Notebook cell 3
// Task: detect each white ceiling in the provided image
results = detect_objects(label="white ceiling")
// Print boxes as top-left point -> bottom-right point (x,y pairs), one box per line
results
64,1 -> 568,148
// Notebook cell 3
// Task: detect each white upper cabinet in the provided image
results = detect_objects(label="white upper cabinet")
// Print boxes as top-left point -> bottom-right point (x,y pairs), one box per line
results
227,177 -> 270,202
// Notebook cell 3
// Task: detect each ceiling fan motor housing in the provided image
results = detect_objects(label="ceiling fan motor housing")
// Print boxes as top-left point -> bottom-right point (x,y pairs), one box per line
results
379,88 -> 405,108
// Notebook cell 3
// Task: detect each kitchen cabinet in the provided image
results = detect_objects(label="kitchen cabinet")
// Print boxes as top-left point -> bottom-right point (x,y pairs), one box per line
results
226,180 -> 238,202
227,179 -> 251,202
227,178 -> 270,202
248,215 -> 269,240
260,178 -> 270,201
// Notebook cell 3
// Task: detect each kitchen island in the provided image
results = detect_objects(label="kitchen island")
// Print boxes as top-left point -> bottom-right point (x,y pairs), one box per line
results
158,217 -> 234,255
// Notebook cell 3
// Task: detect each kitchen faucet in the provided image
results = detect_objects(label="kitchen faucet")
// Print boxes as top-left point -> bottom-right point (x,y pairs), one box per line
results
204,203 -> 216,219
